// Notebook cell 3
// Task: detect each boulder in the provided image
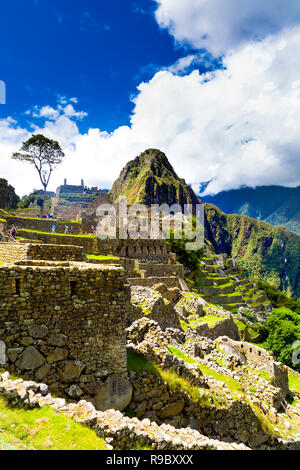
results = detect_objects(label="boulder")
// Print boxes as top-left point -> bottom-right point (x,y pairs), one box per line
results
159,401 -> 185,419
94,374 -> 133,411
7,347 -> 24,363
0,340 -> 7,365
47,349 -> 68,363
16,346 -> 45,370
58,361 -> 85,383
35,364 -> 51,381
48,333 -> 68,347
66,384 -> 84,399
28,324 -> 48,339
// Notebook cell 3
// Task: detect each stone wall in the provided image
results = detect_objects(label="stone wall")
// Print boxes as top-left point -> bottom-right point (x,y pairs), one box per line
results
218,337 -> 289,397
0,371 -> 249,450
137,262 -> 184,279
6,216 -> 83,235
0,262 -> 131,407
128,277 -> 182,289
17,230 -> 111,255
26,243 -> 86,262
0,219 -> 7,235
112,239 -> 172,263
0,242 -> 28,263
0,243 -> 86,263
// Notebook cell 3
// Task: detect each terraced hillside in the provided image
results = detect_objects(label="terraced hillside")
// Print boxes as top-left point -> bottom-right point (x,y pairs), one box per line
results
186,255 -> 272,314
205,203 -> 300,299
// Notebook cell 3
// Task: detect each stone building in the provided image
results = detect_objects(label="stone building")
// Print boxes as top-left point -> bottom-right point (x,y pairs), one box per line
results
0,259 -> 132,409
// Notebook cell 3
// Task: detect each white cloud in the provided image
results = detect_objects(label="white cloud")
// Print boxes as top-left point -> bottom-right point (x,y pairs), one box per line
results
3,28 -> 300,196
154,0 -> 300,56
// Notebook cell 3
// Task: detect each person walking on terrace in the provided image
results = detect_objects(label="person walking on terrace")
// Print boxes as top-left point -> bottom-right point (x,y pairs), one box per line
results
10,225 -> 17,240
52,224 -> 56,234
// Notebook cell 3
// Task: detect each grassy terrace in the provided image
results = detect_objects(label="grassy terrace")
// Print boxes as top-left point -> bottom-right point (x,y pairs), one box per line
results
127,350 -> 219,405
86,254 -> 119,261
19,229 -> 96,238
7,215 -> 81,224
0,397 -> 107,450
180,313 -> 222,332
167,346 -> 242,394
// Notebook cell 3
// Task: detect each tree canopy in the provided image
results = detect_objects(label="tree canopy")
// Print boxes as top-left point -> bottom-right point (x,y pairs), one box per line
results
12,134 -> 65,192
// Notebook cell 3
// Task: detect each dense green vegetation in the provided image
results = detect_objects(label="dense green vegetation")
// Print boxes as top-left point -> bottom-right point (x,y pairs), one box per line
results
166,231 -> 204,269
263,308 -> 300,372
258,280 -> 300,313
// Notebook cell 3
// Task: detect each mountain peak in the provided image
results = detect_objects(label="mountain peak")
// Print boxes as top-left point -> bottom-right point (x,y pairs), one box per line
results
110,149 -> 199,208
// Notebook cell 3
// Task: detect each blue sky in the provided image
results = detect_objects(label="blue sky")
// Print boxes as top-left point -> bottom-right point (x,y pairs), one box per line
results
2,0 -> 300,196
0,0 -> 214,133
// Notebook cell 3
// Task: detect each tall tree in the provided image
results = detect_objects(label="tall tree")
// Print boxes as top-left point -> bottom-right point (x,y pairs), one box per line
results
12,134 -> 65,192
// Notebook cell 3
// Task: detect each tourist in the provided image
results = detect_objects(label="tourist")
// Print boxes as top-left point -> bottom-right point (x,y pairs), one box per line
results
69,226 -> 73,234
64,225 -> 69,234
10,225 -> 17,240
52,224 -> 56,234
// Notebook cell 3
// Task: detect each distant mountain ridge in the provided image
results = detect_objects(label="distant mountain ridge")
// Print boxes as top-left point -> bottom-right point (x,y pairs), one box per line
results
201,185 -> 300,236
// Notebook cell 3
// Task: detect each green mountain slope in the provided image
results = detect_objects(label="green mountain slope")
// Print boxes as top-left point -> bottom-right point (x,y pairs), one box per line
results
110,149 -> 200,208
205,203 -> 300,298
201,186 -> 300,236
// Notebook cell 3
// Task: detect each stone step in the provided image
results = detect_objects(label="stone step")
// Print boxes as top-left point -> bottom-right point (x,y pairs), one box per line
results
198,284 -> 235,295
196,277 -> 230,286
221,303 -> 248,311
127,276 -> 182,290
201,257 -> 215,265
202,294 -> 244,304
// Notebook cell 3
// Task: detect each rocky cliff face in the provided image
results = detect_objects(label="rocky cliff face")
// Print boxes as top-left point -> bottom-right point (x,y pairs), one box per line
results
110,149 -> 200,208
0,179 -> 19,209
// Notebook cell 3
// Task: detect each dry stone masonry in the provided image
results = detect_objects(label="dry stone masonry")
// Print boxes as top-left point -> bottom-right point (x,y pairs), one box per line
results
0,260 -> 132,408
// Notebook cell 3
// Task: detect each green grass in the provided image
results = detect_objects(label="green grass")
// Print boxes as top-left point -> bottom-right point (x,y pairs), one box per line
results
127,350 -> 157,374
198,363 -> 242,393
0,397 -> 107,450
86,254 -> 119,261
127,350 -> 214,405
166,346 -> 242,393
180,313 -> 223,332
234,319 -> 246,331
289,370 -> 300,394
167,346 -> 197,364
247,367 -> 271,382
8,215 -> 81,224
19,229 -> 96,238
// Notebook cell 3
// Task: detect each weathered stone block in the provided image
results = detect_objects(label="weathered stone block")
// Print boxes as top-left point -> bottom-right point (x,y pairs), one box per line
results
95,374 -> 133,411
16,346 -> 45,371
